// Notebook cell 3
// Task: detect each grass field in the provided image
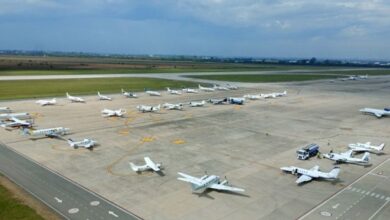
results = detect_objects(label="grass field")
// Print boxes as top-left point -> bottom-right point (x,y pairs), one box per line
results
186,74 -> 339,82
0,181 -> 44,220
0,78 -> 199,100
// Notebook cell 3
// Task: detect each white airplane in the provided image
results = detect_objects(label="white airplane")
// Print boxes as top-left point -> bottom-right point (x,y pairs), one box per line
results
198,84 -> 215,92
341,75 -> 357,81
213,84 -> 229,91
226,84 -> 238,90
243,94 -> 262,100
358,74 -> 368,79
189,100 -> 206,107
281,165 -> 340,184
23,127 -> 70,138
348,142 -> 385,154
97,92 -> 112,101
227,97 -> 245,105
360,108 -> 390,118
323,150 -> 370,165
167,87 -> 182,95
273,91 -> 287,97
36,98 -> 56,106
129,157 -> 162,173
163,103 -> 183,110
177,172 -> 245,193
182,88 -> 198,93
121,89 -> 138,98
208,98 -> 227,105
67,138 -> 97,149
145,89 -> 161,96
0,113 -> 31,120
0,117 -> 33,128
0,107 -> 11,113
137,104 -> 161,113
66,93 -> 85,103
101,108 -> 126,117
260,93 -> 277,99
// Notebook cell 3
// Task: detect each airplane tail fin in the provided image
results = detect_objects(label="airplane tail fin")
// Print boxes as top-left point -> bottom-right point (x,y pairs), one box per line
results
329,167 -> 340,178
21,127 -> 31,136
129,162 -> 139,172
156,104 -> 161,111
66,92 -> 69,97
362,152 -> 370,162
167,87 -> 170,91
374,143 -> 385,151
121,89 -> 124,94
283,91 -> 287,95
98,91 -> 101,96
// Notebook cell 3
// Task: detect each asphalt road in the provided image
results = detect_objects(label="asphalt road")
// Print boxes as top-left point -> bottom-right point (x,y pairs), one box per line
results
0,143 -> 141,220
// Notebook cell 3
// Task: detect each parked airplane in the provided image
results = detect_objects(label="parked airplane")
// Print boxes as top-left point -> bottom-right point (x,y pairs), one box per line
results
280,165 -> 340,184
323,150 -> 370,165
167,87 -> 182,95
145,89 -> 161,96
208,98 -> 227,105
226,84 -> 238,90
348,142 -> 385,154
198,84 -> 215,92
182,88 -> 198,93
0,117 -> 33,128
358,74 -> 368,79
36,98 -> 57,106
226,97 -> 245,105
163,103 -> 184,110
23,127 -> 70,138
0,113 -> 31,120
67,138 -> 97,149
189,100 -> 206,107
121,89 -> 138,98
130,157 -> 162,173
177,172 -> 245,193
213,84 -> 229,91
66,93 -> 85,103
261,91 -> 287,99
273,91 -> 287,97
97,92 -> 112,101
137,104 -> 161,113
360,108 -> 390,118
0,107 -> 11,113
243,94 -> 262,100
101,108 -> 126,117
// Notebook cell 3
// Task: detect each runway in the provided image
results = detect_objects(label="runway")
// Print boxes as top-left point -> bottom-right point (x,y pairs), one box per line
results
0,143 -> 141,220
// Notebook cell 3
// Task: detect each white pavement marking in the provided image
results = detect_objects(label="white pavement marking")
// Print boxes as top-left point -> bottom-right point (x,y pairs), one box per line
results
108,211 -> 119,218
332,203 -> 340,209
298,158 -> 390,220
54,197 -> 63,203
90,201 -> 100,206
68,208 -> 79,214
368,200 -> 390,220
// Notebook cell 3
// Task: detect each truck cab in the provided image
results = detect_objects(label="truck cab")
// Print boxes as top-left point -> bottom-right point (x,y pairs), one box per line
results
296,144 -> 319,160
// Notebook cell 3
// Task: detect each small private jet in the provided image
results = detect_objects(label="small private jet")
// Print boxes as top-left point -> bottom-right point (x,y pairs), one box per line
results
213,84 -> 229,91
281,165 -> 340,184
243,94 -> 262,100
97,92 -> 112,101
177,172 -> 245,193
0,113 -> 31,120
167,87 -> 182,95
261,91 -> 287,99
101,108 -> 126,117
121,89 -> 138,98
137,104 -> 161,113
130,157 -> 162,174
360,108 -> 390,118
36,98 -> 57,106
198,84 -> 215,92
0,117 -> 33,128
226,97 -> 245,105
145,89 -> 161,96
163,103 -> 184,110
208,98 -> 227,105
348,142 -> 385,154
323,150 -> 370,165
66,93 -> 85,103
226,84 -> 238,90
23,127 -> 70,139
189,100 -> 206,107
0,107 -> 12,113
67,138 -> 97,149
182,88 -> 198,93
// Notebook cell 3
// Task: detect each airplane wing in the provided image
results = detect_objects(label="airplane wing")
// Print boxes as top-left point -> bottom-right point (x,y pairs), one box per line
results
46,132 -> 61,139
296,175 -> 313,184
341,150 -> 353,157
177,172 -> 202,185
209,183 -> 245,192
280,166 -> 294,172
310,165 -> 320,171
144,157 -> 160,171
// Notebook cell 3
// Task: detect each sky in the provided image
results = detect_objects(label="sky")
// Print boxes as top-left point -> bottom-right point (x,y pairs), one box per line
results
0,0 -> 390,59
